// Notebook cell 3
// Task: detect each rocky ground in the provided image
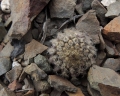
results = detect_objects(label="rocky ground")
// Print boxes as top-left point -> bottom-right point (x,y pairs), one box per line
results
0,0 -> 120,96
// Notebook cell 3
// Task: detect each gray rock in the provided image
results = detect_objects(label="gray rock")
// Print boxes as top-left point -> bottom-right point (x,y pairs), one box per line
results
91,0 -> 108,26
0,23 -> 7,42
31,29 -> 39,39
49,0 -> 76,18
105,0 -> 120,18
88,65 -> 120,91
34,54 -> 51,73
0,57 -> 11,76
82,0 -> 93,12
103,58 -> 120,71
75,3 -> 84,15
76,10 -> 101,44
48,75 -> 77,92
36,12 -> 45,23
101,0 -> 116,6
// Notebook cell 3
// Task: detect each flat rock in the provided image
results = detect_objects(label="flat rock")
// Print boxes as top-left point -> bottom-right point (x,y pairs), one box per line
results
0,57 -> 11,76
49,0 -> 76,18
24,39 -> 48,60
48,75 -> 77,92
91,0 -> 107,26
34,54 -> 51,73
88,65 -> 120,91
76,10 -> 101,44
6,0 -> 50,40
101,0 -> 116,6
103,16 -> 120,43
105,0 -> 120,18
66,88 -> 85,96
24,63 -> 47,81
0,41 -> 14,58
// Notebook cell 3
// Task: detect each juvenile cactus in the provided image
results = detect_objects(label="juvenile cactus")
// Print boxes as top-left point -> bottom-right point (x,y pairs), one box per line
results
48,28 -> 97,79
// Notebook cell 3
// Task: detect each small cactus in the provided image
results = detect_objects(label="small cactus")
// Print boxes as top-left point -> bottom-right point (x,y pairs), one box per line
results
48,28 -> 97,79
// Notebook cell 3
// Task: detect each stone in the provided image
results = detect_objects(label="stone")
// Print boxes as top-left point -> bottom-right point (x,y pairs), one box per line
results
24,39 -> 48,60
0,57 -> 11,76
76,10 -> 101,44
0,23 -> 7,42
24,63 -> 47,81
103,58 -> 120,71
35,12 -> 45,23
40,93 -> 49,96
6,66 -> 22,83
91,0 -> 108,26
82,0 -> 93,12
6,0 -> 50,40
48,75 -> 77,92
105,0 -> 120,18
99,32 -> 105,50
8,80 -> 23,91
66,88 -> 85,96
101,0 -> 116,6
23,90 -> 35,96
98,83 -> 120,96
88,65 -> 120,91
0,44 -> 4,52
75,3 -> 84,15
103,16 -> 120,43
50,89 -> 62,96
1,0 -> 10,13
34,54 -> 51,73
33,80 -> 51,92
116,43 -> 120,53
49,0 -> 76,18
0,41 -> 14,58
31,29 -> 39,39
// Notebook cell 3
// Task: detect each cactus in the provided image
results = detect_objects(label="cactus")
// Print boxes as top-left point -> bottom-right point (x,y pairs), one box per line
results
48,28 -> 97,80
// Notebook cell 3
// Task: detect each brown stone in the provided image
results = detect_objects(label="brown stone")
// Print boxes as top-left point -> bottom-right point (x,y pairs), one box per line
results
24,39 -> 48,60
48,75 -> 77,92
103,16 -> 120,43
23,90 -> 35,96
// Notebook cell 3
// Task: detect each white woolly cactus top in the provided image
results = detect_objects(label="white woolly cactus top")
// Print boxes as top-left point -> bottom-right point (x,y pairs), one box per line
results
48,28 -> 97,79
1,0 -> 10,13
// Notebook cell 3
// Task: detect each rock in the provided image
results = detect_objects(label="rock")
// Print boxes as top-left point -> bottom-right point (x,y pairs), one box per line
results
105,0 -> 120,18
0,57 -> 11,76
49,0 -> 76,18
116,43 -> 120,53
0,84 -> 16,96
99,32 -> 106,50
34,54 -> 51,73
50,89 -> 62,96
24,63 -> 47,81
103,58 -> 120,71
76,10 -> 101,44
98,83 -> 120,96
12,61 -> 21,68
33,80 -> 51,92
35,12 -> 45,23
101,0 -> 116,6
24,39 -> 48,60
8,80 -> 23,91
0,44 -> 4,52
82,0 -> 93,12
91,0 -> 108,26
0,23 -> 7,42
6,0 -> 50,40
87,83 -> 102,96
75,3 -> 84,15
0,41 -> 14,58
103,16 -> 120,43
48,75 -> 77,92
1,0 -> 10,13
40,93 -> 49,96
23,90 -> 35,96
66,88 -> 85,96
31,29 -> 39,39
88,65 -> 120,91
6,66 -> 22,83
22,58 -> 34,67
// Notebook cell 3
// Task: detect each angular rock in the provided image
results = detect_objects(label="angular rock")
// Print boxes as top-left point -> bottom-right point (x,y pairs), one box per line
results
91,0 -> 108,26
105,0 -> 120,18
49,0 -> 76,18
103,58 -> 120,71
48,75 -> 77,92
0,57 -> 11,76
82,0 -> 93,12
66,88 -> 85,96
75,3 -> 84,15
34,54 -> 51,73
101,0 -> 116,6
1,0 -> 10,13
0,41 -> 14,58
24,63 -> 47,81
76,10 -> 101,44
0,23 -> 7,42
6,66 -> 22,83
24,39 -> 48,60
6,0 -> 50,40
88,65 -> 120,91
98,83 -> 120,96
103,16 -> 120,43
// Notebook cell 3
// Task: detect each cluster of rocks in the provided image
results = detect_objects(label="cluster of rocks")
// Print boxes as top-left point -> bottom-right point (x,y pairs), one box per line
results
0,0 -> 120,96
